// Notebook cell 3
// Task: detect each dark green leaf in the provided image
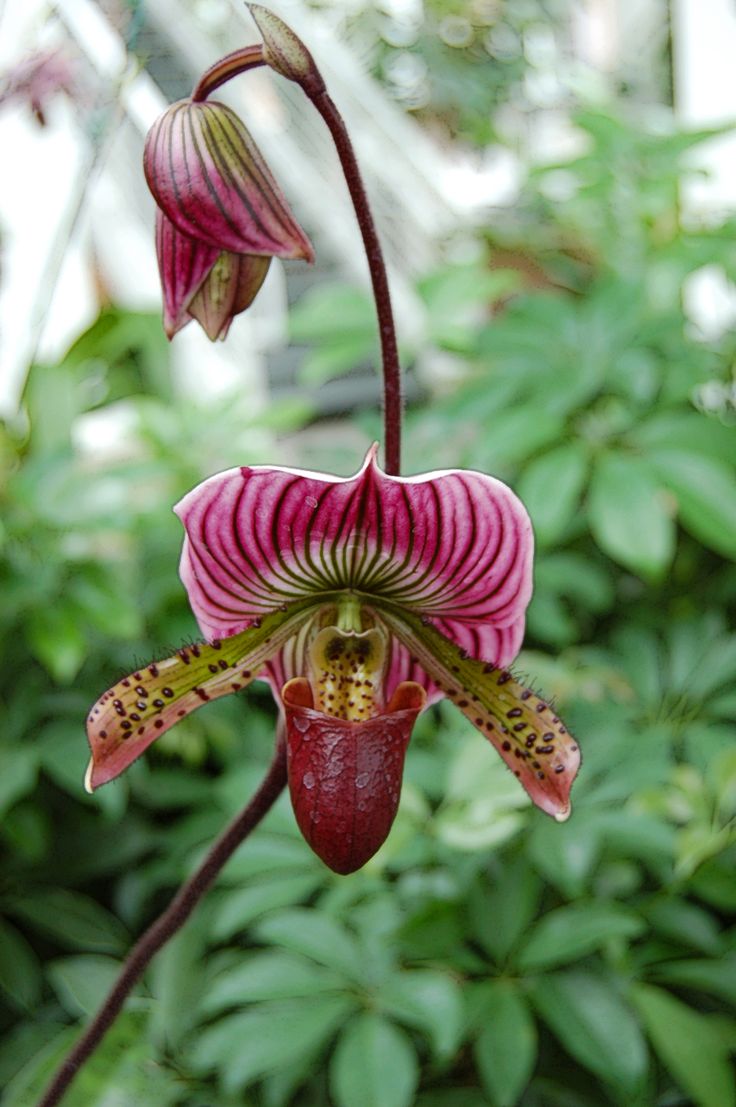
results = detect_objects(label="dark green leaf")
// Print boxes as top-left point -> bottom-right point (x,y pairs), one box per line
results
518,443 -> 589,546
191,996 -> 353,1093
474,981 -> 536,1106
648,448 -> 736,558
0,918 -> 41,1010
330,1013 -> 419,1107
7,888 -> 128,954
530,972 -> 647,1090
631,983 -> 735,1107
47,955 -> 123,1017
588,452 -> 674,578
517,903 -> 645,972
380,969 -> 464,1059
253,908 -> 363,979
202,951 -> 345,1014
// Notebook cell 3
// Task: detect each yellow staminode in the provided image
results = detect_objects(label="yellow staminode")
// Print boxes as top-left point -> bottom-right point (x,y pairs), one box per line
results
308,626 -> 386,721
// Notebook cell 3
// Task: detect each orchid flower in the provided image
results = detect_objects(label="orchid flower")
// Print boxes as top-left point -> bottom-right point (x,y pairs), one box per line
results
144,98 -> 313,340
86,446 -> 580,874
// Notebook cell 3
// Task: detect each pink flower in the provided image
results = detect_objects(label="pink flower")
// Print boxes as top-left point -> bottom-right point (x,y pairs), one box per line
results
86,447 -> 580,873
144,99 -> 313,339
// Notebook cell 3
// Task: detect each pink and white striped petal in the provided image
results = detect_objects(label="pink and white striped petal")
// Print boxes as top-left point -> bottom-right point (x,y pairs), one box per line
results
144,99 -> 314,260
175,445 -> 533,646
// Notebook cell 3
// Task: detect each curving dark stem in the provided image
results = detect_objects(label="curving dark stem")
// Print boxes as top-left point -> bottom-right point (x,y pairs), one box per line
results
306,88 -> 402,476
192,45 -> 266,101
37,743 -> 288,1107
192,46 -> 403,475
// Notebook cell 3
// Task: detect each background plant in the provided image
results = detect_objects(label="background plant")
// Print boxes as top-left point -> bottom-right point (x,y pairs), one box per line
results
2,16 -> 736,1107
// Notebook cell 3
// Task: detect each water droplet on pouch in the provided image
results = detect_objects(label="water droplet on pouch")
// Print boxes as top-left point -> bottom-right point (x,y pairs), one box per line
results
303,771 -> 315,790
355,772 -> 370,789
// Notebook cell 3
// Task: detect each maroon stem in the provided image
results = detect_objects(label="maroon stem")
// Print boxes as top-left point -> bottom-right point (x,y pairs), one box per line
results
307,89 -> 402,475
192,49 -> 403,475
36,743 -> 288,1107
192,45 -> 266,101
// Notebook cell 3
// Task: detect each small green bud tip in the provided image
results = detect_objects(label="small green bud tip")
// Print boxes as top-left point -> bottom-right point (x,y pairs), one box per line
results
248,4 -> 324,93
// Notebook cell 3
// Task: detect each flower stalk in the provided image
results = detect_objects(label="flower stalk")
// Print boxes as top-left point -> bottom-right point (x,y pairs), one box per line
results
37,743 -> 288,1107
186,17 -> 403,473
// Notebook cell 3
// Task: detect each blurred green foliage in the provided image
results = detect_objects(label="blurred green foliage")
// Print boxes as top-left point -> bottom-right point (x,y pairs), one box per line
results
2,49 -> 736,1107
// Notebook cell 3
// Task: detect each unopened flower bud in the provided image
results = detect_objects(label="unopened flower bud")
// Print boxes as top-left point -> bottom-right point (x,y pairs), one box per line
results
144,97 -> 313,339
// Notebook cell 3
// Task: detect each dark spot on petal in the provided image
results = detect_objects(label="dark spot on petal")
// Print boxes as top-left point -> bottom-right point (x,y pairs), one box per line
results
121,679 -> 131,688
507,708 -> 522,718
502,741 -> 511,751
149,664 -> 159,678
218,659 -> 229,671
536,744 -> 554,755
212,639 -> 222,649
162,687 -> 174,698
208,663 -> 218,674
554,765 -> 565,774
99,730 -> 107,739
514,722 -> 526,732
536,771 -> 545,780
154,719 -> 164,729
497,671 -> 511,685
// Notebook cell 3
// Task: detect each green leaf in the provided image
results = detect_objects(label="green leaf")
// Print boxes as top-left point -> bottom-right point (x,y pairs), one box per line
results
191,996 -> 353,1093
47,955 -> 122,1017
588,451 -> 674,578
530,971 -> 647,1091
0,748 -> 38,818
330,1013 -> 419,1107
517,902 -> 645,972
468,857 -> 542,964
474,981 -> 537,1107
652,955 -> 736,1008
202,951 -> 345,1014
518,443 -> 589,546
210,874 -> 323,940
253,908 -> 363,980
25,604 -> 87,683
631,983 -> 735,1107
630,411 -> 736,465
648,447 -> 736,558
0,918 -> 41,1010
644,897 -> 722,955
7,888 -> 128,954
380,970 -> 464,1059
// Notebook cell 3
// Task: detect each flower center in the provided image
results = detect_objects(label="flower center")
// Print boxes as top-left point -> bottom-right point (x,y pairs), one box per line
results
308,624 -> 386,721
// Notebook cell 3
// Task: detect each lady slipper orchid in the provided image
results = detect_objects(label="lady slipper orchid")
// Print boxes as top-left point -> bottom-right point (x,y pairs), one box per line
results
86,446 -> 580,874
144,99 -> 313,339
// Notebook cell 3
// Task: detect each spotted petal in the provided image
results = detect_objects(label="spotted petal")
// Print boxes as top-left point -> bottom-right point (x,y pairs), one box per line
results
144,99 -> 314,260
85,601 -> 321,790
175,445 -> 533,645
375,604 -> 581,820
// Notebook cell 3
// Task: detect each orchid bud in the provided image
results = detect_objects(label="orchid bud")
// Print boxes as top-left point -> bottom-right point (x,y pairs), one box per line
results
144,97 -> 313,339
248,4 -> 324,94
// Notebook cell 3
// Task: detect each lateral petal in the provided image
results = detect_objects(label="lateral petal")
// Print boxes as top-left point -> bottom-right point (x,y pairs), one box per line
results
376,605 -> 580,821
86,603 -> 318,790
